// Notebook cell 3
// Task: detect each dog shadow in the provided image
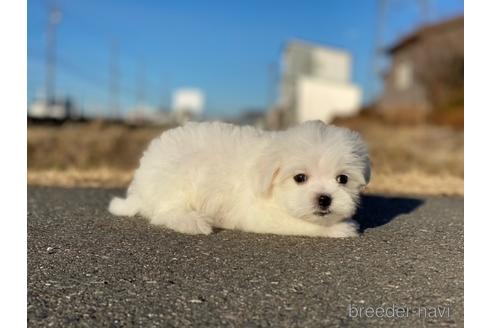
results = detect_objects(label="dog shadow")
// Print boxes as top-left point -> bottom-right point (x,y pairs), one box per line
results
354,195 -> 425,232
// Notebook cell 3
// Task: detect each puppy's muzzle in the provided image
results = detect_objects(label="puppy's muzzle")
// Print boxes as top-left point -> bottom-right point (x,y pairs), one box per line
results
318,194 -> 332,209
314,194 -> 332,216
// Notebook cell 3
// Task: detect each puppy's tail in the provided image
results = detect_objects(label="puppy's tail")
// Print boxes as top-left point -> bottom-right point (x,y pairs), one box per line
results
108,196 -> 139,217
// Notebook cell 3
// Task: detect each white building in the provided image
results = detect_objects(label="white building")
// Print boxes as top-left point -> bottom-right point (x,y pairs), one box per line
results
172,88 -> 205,122
273,40 -> 361,127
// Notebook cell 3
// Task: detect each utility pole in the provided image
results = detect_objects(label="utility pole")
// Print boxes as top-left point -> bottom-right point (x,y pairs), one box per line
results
109,42 -> 120,119
368,0 -> 432,103
137,62 -> 147,105
159,74 -> 168,112
45,2 -> 62,105
136,61 -> 147,119
368,0 -> 387,104
267,61 -> 278,110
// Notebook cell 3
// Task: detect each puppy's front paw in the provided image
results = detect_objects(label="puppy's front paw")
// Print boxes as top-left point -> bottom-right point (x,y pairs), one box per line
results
195,220 -> 213,235
151,212 -> 213,235
324,220 -> 359,238
174,218 -> 213,235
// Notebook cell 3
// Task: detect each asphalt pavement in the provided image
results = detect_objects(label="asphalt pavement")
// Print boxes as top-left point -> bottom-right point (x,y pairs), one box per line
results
27,186 -> 463,327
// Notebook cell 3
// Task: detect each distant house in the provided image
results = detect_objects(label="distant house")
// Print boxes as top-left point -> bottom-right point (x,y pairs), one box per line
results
377,16 -> 464,119
28,98 -> 76,120
269,40 -> 361,128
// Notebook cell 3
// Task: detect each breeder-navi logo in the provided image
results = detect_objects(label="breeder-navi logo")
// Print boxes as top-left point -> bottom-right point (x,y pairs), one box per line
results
348,304 -> 451,319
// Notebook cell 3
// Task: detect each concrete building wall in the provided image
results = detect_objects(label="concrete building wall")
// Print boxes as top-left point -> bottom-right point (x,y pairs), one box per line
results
283,42 -> 351,83
311,48 -> 351,83
296,77 -> 361,123
276,41 -> 361,127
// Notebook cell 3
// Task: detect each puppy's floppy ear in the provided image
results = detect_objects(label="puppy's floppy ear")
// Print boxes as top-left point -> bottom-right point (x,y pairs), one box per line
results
252,150 -> 281,197
351,132 -> 371,187
361,155 -> 371,187
356,146 -> 371,187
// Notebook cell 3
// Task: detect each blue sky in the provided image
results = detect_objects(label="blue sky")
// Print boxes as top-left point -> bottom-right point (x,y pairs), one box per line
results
28,0 -> 463,117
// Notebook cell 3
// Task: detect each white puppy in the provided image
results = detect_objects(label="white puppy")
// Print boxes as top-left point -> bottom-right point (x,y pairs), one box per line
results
109,120 -> 370,238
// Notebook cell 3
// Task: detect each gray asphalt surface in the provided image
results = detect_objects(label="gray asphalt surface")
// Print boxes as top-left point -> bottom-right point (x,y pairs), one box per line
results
27,187 -> 463,327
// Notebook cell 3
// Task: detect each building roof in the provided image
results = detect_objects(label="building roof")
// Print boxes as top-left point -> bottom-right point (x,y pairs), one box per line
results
285,39 -> 351,57
387,15 -> 463,54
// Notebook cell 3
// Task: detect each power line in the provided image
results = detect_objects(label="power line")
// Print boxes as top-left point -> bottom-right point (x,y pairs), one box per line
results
31,1 -> 165,117
28,49 -> 136,96
29,51 -> 105,90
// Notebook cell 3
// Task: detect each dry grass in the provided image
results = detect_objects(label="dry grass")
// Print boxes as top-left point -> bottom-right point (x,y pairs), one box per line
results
28,121 -> 167,170
27,119 -> 463,196
365,171 -> 463,196
336,118 -> 464,177
28,167 -> 134,188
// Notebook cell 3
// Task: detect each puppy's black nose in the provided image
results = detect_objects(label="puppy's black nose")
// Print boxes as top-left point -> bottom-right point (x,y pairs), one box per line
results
318,194 -> 332,209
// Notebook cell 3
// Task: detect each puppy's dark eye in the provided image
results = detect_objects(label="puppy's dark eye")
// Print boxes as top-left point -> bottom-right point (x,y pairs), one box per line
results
336,174 -> 348,184
293,174 -> 308,184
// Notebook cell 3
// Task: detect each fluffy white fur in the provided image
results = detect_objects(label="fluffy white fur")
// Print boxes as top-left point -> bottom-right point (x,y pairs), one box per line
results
109,120 -> 371,238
